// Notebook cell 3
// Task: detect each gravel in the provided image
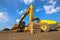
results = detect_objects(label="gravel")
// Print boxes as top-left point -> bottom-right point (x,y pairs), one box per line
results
0,31 -> 60,40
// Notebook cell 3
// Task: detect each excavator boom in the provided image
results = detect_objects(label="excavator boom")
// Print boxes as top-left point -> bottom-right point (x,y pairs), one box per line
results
18,9 -> 29,27
18,4 -> 34,27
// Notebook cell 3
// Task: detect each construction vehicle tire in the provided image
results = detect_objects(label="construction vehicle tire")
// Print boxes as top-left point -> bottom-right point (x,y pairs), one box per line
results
55,26 -> 60,31
40,22 -> 50,32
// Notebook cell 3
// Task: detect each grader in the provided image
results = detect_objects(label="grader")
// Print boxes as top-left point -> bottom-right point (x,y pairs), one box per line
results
11,4 -> 60,33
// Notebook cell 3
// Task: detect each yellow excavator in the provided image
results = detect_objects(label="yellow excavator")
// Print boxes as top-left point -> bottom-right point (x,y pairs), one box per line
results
11,4 -> 60,33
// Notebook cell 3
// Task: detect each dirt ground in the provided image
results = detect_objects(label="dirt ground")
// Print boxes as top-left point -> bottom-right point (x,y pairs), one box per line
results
0,31 -> 60,40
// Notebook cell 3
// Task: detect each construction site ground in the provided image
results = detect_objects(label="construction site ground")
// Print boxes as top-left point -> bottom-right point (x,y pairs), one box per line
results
0,31 -> 60,40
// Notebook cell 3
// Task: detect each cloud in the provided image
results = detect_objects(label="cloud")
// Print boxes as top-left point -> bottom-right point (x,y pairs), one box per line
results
0,12 -> 9,22
16,19 -> 19,23
48,0 -> 56,5
19,10 -> 24,14
44,5 -> 60,14
23,0 -> 34,5
56,7 -> 60,10
16,9 -> 26,14
43,0 -> 60,14
44,5 -> 55,14
36,8 -> 42,12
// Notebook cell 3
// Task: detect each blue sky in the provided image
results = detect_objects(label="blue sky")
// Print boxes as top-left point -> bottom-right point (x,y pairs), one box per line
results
0,0 -> 60,30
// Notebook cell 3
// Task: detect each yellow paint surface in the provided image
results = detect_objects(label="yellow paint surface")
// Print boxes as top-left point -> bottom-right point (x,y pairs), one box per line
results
40,20 -> 56,24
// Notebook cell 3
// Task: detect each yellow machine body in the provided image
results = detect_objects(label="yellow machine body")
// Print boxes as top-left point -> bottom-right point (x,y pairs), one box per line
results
11,4 -> 57,33
11,4 -> 34,32
29,4 -> 34,22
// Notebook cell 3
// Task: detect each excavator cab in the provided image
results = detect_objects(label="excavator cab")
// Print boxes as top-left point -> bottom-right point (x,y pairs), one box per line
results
20,22 -> 26,32
11,21 -> 26,32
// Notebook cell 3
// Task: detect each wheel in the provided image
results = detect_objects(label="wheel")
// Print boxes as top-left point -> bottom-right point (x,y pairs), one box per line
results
55,26 -> 60,31
40,22 -> 50,32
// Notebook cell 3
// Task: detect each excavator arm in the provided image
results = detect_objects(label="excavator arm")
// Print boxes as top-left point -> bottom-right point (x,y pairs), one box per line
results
18,9 -> 29,27
18,4 -> 34,27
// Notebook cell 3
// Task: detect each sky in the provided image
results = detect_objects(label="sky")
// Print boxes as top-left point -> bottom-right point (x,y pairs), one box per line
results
0,0 -> 60,30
